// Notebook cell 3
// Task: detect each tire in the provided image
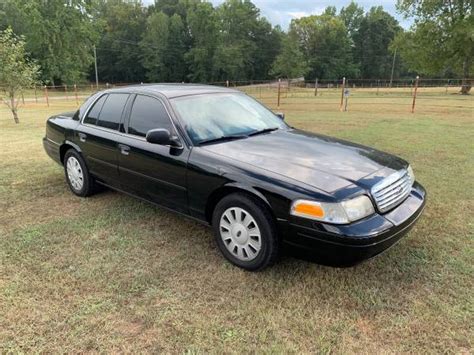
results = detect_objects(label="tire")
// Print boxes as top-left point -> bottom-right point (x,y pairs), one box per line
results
212,193 -> 279,271
63,149 -> 96,197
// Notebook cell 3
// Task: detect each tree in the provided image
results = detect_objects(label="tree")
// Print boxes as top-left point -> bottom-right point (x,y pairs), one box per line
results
270,32 -> 309,79
0,0 -> 99,84
166,14 -> 187,82
396,0 -> 473,93
340,1 -> 364,38
185,1 -> 218,82
253,21 -> 284,80
213,0 -> 262,81
150,0 -> 187,18
0,28 -> 40,124
140,12 -> 187,82
291,11 -> 359,79
94,0 -> 147,83
141,12 -> 170,82
353,6 -> 402,78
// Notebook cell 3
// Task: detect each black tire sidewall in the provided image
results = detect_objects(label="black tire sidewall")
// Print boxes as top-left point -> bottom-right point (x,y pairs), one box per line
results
212,193 -> 278,271
64,149 -> 92,197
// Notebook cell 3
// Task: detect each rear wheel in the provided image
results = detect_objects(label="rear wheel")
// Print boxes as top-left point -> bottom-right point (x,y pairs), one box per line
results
64,149 -> 95,197
212,193 -> 279,271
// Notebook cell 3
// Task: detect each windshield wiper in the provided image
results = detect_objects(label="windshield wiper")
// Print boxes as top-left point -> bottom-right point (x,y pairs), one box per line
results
248,127 -> 279,137
197,134 -> 248,146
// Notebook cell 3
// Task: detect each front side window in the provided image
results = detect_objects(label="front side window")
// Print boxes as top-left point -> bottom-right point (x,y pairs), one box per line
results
171,93 -> 287,144
96,93 -> 129,131
128,95 -> 173,137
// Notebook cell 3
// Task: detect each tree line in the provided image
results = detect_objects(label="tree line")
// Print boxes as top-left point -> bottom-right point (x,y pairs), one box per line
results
0,0 -> 472,90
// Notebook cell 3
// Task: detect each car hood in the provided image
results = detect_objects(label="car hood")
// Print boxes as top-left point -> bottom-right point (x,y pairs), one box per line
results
201,129 -> 408,194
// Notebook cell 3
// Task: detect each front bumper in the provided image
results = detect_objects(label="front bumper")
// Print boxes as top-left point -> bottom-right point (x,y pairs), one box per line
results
280,182 -> 427,266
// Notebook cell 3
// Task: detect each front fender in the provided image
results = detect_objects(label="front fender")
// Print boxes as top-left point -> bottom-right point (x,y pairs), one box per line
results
222,182 -> 272,209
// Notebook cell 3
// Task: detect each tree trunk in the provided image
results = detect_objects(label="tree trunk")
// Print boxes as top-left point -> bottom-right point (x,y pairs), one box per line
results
10,96 -> 19,124
11,108 -> 19,124
461,57 -> 471,95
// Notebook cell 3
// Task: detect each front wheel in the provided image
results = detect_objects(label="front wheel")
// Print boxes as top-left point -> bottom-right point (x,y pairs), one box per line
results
64,149 -> 96,197
212,193 -> 279,271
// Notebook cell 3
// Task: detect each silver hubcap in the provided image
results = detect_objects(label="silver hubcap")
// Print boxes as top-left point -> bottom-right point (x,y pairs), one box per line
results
66,156 -> 84,191
220,207 -> 262,261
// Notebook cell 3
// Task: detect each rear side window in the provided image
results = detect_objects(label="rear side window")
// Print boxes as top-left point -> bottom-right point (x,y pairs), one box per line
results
97,93 -> 129,131
83,94 -> 107,125
128,95 -> 173,137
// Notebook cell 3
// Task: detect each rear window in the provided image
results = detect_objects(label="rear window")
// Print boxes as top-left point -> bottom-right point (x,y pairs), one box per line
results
83,93 -> 129,131
96,94 -> 129,131
83,94 -> 107,125
75,92 -> 101,121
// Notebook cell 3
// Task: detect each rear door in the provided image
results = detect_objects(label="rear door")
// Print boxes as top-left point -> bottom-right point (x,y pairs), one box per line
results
77,93 -> 130,186
116,94 -> 190,213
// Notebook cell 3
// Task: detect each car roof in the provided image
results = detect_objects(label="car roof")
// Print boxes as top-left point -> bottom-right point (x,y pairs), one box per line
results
102,83 -> 240,99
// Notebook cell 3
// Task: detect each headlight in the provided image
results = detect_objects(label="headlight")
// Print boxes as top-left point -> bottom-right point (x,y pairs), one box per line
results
407,165 -> 415,183
290,195 -> 375,224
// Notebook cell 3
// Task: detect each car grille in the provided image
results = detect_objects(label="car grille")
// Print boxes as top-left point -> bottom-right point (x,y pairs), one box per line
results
371,169 -> 413,213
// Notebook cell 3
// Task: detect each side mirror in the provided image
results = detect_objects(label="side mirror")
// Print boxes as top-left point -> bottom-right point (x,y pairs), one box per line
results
275,112 -> 285,120
146,129 -> 182,148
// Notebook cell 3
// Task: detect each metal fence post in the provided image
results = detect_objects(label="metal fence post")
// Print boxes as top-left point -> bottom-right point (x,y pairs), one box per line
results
277,78 -> 281,108
339,77 -> 346,111
411,76 -> 419,113
74,84 -> 79,105
44,85 -> 49,107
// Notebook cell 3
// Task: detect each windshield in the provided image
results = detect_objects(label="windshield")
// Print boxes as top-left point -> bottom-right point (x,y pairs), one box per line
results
171,93 -> 287,144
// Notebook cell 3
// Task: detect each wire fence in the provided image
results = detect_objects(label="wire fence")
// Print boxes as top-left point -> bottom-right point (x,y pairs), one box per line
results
1,77 -> 472,114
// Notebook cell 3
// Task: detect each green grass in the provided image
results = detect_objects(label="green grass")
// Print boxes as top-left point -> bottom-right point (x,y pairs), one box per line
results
0,92 -> 473,353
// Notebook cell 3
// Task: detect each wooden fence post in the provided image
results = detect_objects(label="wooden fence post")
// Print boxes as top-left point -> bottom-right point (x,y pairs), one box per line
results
411,76 -> 419,113
277,78 -> 281,108
34,85 -> 38,103
44,85 -> 49,107
339,77 -> 346,111
314,78 -> 318,96
74,84 -> 79,105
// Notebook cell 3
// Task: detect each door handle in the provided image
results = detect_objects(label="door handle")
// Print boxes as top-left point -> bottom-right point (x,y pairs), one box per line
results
118,144 -> 130,156
78,133 -> 87,142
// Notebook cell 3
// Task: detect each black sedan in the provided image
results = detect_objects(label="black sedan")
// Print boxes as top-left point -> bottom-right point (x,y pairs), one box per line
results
43,84 -> 426,270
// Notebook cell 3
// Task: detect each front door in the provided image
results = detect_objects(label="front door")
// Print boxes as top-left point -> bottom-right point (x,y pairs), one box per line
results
117,94 -> 190,214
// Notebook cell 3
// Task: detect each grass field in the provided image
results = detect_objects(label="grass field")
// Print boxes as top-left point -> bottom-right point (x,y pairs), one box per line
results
0,90 -> 473,353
